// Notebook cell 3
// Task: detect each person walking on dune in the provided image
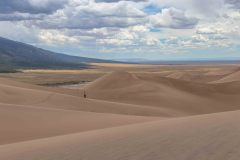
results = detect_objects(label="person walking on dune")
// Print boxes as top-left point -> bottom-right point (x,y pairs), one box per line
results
84,90 -> 87,99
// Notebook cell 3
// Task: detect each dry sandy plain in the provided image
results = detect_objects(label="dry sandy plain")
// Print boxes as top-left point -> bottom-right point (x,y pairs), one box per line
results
1,63 -> 240,159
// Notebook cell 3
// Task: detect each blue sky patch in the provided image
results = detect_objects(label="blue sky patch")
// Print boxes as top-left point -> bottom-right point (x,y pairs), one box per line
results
143,4 -> 162,14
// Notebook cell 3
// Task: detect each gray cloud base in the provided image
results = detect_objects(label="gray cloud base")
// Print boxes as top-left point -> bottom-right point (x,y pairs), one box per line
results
0,0 -> 67,14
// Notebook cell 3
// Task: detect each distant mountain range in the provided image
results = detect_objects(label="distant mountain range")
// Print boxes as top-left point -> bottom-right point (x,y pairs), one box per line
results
0,37 -> 116,72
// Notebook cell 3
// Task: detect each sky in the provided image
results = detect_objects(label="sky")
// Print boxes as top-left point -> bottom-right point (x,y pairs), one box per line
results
0,0 -> 239,61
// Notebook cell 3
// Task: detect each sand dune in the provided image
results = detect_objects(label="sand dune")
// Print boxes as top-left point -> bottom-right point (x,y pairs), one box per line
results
1,68 -> 240,160
0,76 -> 164,145
2,72 -> 240,118
1,109 -> 240,160
166,71 -> 224,83
212,69 -> 240,83
84,71 -> 240,116
0,103 -> 155,145
166,71 -> 188,79
0,77 -> 179,117
159,66 -> 237,83
85,71 -> 142,90
3,72 -> 240,117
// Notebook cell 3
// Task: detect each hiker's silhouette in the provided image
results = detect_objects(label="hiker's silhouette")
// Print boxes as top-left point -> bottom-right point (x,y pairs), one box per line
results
84,90 -> 87,98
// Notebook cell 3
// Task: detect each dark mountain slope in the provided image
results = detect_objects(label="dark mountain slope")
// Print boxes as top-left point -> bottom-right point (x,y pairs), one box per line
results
0,37 -> 115,70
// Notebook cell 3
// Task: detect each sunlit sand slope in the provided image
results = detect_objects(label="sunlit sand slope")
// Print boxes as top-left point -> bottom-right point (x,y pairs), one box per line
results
1,110 -> 240,160
0,103 -> 156,145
